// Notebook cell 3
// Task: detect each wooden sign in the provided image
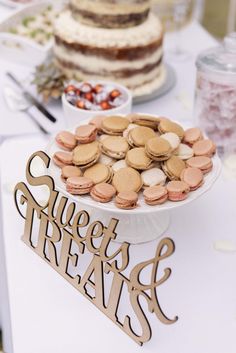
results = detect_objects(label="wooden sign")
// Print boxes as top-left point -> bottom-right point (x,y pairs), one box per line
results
14,151 -> 178,346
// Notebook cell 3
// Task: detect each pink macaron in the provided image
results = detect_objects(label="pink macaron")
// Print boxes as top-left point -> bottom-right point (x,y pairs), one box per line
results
193,139 -> 216,157
143,185 -> 168,205
75,124 -> 97,144
55,131 -> 77,151
61,165 -> 82,182
167,181 -> 190,201
183,127 -> 203,146
186,156 -> 213,174
90,183 -> 116,203
115,191 -> 139,209
180,167 -> 204,191
89,115 -> 106,133
53,151 -> 73,168
66,176 -> 94,195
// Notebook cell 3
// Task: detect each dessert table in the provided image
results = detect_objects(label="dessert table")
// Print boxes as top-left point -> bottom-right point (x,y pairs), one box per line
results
0,4 -> 236,353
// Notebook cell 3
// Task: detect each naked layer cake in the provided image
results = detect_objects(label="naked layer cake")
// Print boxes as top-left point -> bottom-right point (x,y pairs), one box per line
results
54,0 -> 165,96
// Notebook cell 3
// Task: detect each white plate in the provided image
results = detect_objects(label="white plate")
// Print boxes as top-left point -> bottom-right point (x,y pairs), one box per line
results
45,115 -> 221,243
0,0 -> 64,66
0,0 -> 38,9
133,64 -> 176,104
46,117 -> 221,216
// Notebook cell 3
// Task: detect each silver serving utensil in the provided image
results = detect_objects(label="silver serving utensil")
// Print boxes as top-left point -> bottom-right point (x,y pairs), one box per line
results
7,72 -> 57,123
3,85 -> 49,135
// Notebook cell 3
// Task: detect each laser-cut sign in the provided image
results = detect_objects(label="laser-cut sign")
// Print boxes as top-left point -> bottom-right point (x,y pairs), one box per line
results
14,151 -> 178,346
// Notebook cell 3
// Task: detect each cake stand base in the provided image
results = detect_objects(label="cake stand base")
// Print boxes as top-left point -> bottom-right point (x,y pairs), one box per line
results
89,208 -> 171,244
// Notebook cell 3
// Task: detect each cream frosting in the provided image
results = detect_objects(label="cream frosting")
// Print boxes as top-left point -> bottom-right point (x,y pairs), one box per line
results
55,60 -> 163,89
54,8 -> 165,97
54,44 -> 163,71
54,11 -> 163,48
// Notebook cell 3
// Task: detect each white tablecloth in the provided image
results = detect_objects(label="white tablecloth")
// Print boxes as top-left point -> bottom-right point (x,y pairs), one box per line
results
1,4 -> 236,353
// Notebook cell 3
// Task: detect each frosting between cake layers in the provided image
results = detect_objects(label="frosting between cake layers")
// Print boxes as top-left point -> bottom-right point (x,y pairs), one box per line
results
55,56 -> 162,79
55,59 -> 164,89
55,34 -> 162,61
70,7 -> 150,28
69,0 -> 151,28
54,45 -> 163,71
54,11 -> 163,48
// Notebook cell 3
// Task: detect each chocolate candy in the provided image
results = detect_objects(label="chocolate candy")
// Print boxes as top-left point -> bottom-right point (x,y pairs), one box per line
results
80,83 -> 93,93
110,89 -> 121,99
64,81 -> 126,111
100,101 -> 112,110
65,85 -> 76,93
94,84 -> 103,93
84,92 -> 93,101
76,100 -> 85,109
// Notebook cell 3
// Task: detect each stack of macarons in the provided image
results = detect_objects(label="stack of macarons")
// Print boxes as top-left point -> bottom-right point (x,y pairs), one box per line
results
52,114 -> 216,209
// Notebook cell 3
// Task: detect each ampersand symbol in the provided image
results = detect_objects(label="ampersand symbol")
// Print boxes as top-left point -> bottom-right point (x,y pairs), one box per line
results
129,238 -> 178,324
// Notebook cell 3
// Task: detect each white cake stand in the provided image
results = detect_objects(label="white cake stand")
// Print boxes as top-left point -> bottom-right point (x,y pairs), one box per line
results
46,119 -> 221,244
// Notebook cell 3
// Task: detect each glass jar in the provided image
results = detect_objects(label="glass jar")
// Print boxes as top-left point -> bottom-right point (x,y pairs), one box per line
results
152,0 -> 195,32
195,32 -> 236,156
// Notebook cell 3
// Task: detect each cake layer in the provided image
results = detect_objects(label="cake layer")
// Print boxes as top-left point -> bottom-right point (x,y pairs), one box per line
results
69,5 -> 150,28
55,35 -> 162,61
54,11 -> 163,49
54,10 -> 165,94
54,44 -> 163,71
55,58 -> 164,90
70,0 -> 151,15
54,56 -> 162,78
70,0 -> 150,28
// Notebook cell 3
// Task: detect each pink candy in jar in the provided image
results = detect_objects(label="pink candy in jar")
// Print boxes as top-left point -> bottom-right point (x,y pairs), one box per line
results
195,33 -> 236,156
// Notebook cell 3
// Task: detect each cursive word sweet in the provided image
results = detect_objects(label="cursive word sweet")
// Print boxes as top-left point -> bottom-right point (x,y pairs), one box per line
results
14,151 -> 178,346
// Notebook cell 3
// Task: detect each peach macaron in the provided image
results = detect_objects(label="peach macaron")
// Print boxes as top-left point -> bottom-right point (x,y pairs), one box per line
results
186,156 -> 213,174
143,185 -> 168,205
55,131 -> 77,151
115,191 -> 139,209
183,127 -> 203,146
66,176 -> 94,195
90,183 -> 116,203
61,165 -> 82,182
180,167 -> 204,191
89,115 -> 106,133
75,124 -> 97,144
53,151 -> 73,168
193,139 -> 216,157
167,181 -> 190,201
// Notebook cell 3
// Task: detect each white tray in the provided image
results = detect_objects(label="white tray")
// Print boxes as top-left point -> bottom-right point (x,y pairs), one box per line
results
0,0 -> 64,66
46,116 -> 222,244
133,64 -> 176,104
0,0 -> 39,8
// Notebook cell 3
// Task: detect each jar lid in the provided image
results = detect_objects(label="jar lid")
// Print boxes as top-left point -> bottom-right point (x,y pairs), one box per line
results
196,32 -> 236,76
